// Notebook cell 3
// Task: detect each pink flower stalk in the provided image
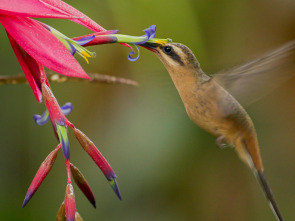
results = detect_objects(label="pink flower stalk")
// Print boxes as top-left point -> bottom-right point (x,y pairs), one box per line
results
32,77 -> 121,196
65,184 -> 76,221
41,82 -> 70,158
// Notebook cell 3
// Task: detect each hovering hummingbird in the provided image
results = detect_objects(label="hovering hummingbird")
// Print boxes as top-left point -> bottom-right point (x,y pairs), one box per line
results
141,40 -> 295,221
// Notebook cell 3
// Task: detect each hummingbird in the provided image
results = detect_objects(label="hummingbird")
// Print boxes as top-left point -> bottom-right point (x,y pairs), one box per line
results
141,40 -> 295,221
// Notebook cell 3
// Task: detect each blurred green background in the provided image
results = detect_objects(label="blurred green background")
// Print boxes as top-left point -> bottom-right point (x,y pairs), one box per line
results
1,0 -> 295,220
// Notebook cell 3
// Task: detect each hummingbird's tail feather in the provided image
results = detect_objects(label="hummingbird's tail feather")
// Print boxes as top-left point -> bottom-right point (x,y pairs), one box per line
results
235,137 -> 263,171
235,137 -> 284,221
256,171 -> 284,221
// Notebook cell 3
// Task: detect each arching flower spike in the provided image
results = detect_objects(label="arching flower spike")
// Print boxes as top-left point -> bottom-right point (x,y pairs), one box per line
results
73,25 -> 172,61
23,78 -> 121,214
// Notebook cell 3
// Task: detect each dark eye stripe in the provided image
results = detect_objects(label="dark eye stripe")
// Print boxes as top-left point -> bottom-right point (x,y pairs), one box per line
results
162,46 -> 184,65
169,52 -> 184,65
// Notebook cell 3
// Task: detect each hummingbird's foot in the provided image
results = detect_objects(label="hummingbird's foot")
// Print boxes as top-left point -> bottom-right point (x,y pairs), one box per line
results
216,135 -> 228,149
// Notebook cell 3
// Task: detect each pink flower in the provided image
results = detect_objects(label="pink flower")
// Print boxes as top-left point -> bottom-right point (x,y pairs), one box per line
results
0,0 -> 105,31
0,0 -> 107,102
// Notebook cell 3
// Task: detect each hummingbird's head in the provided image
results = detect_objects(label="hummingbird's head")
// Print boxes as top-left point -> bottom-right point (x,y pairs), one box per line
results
141,42 -> 201,72
141,42 -> 207,93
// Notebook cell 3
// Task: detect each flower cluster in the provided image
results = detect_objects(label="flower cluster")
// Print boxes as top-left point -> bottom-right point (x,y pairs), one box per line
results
0,0 -> 170,220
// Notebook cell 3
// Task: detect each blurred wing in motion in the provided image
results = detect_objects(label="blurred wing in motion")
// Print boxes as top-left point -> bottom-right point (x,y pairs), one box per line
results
213,41 -> 295,106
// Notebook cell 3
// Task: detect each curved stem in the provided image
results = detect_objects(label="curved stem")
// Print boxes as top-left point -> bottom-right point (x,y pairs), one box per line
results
66,159 -> 72,184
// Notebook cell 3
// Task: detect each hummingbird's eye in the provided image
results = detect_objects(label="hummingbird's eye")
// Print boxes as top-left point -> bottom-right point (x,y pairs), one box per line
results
163,46 -> 173,54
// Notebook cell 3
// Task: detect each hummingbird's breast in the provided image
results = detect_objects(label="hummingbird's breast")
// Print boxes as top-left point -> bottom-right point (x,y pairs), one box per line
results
180,79 -> 255,143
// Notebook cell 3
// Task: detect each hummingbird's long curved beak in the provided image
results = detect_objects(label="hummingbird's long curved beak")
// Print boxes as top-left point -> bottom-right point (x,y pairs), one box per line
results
140,42 -> 160,52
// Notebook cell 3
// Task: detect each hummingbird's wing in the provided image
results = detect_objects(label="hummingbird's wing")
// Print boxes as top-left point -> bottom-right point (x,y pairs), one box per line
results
212,40 -> 295,106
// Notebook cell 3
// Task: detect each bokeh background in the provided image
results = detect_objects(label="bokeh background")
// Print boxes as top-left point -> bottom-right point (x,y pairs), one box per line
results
1,0 -> 295,220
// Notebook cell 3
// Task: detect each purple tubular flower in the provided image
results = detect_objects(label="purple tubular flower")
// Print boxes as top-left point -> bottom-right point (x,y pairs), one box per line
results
56,124 -> 70,160
61,102 -> 73,116
33,102 -> 73,126
33,109 -> 49,126
68,35 -> 95,56
73,30 -> 119,46
74,35 -> 96,46
73,25 -> 170,62
40,23 -> 96,60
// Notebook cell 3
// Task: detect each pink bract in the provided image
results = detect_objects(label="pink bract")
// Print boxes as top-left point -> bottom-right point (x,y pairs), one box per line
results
41,0 -> 106,32
0,0 -> 106,33
0,0 -> 73,18
0,15 -> 90,80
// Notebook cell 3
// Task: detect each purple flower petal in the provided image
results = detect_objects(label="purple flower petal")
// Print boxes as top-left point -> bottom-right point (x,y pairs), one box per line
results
128,45 -> 140,62
134,25 -> 157,45
34,103 -> 72,126
68,42 -> 77,55
109,179 -> 122,200
33,110 -> 49,126
145,25 -> 156,39
61,102 -> 73,116
74,35 -> 95,46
